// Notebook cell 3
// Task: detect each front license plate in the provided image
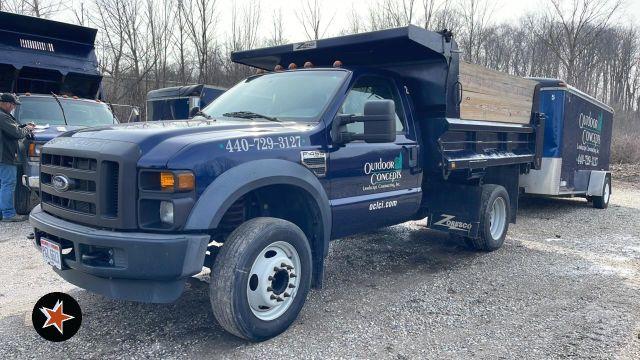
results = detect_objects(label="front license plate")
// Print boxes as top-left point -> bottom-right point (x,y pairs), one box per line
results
40,238 -> 62,270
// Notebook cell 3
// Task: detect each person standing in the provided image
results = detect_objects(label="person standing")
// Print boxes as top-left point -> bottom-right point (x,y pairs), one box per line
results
0,93 -> 34,222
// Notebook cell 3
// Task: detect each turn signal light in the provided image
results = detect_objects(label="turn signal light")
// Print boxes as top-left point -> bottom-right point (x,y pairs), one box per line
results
176,172 -> 195,191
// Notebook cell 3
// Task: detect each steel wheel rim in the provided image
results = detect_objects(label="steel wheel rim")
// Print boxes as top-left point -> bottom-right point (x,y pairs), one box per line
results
604,181 -> 611,204
247,241 -> 301,321
489,197 -> 507,240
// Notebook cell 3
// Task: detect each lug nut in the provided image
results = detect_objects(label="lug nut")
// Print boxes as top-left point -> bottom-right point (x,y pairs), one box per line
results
267,286 -> 273,292
276,297 -> 284,302
270,295 -> 277,300
268,276 -> 274,281
289,273 -> 297,278
288,284 -> 296,288
283,292 -> 291,298
273,267 -> 280,272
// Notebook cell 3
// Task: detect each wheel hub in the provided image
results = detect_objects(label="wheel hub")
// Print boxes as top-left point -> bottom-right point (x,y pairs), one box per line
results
247,241 -> 301,321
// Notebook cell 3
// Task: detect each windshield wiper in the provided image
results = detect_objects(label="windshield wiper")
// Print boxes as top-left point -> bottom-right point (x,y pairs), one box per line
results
222,111 -> 280,122
193,111 -> 213,120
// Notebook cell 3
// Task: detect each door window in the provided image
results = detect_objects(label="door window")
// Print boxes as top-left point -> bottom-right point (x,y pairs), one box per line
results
340,76 -> 406,135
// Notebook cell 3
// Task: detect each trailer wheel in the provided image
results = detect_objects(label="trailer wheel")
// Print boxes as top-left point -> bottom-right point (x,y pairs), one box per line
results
469,184 -> 510,252
210,217 -> 312,341
592,176 -> 611,209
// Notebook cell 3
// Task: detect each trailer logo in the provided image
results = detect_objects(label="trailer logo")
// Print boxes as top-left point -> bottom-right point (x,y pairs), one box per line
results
362,153 -> 403,191
578,112 -> 602,146
434,214 -> 472,231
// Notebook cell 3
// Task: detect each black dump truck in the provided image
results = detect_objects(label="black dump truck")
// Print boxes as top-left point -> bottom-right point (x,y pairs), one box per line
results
29,26 -> 610,340
146,84 -> 226,121
0,11 -> 120,214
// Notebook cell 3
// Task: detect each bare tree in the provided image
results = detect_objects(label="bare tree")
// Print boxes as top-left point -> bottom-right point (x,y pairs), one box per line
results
533,0 -> 623,85
457,0 -> 495,64
183,0 -> 219,84
296,0 -> 335,40
268,8 -> 286,46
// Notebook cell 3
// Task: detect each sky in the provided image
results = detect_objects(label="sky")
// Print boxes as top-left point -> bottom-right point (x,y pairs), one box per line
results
51,0 -> 640,44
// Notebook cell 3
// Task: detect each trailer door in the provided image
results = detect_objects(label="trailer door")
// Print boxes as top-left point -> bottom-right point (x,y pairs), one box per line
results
328,75 -> 421,238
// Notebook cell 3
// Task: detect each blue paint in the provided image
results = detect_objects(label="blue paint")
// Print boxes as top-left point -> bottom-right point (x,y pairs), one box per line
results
540,90 -> 565,158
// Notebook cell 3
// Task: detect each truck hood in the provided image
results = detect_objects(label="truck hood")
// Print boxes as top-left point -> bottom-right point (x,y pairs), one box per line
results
31,125 -> 86,142
66,119 -> 316,164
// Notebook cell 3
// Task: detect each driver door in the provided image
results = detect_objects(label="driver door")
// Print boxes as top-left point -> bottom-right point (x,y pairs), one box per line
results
328,75 -> 421,238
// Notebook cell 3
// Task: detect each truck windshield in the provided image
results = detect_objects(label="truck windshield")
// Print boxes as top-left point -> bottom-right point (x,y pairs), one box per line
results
16,97 -> 115,126
147,97 -> 192,121
202,70 -> 347,122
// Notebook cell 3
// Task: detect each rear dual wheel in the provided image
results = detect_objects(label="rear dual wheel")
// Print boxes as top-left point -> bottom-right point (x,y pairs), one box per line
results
467,184 -> 510,252
210,217 -> 312,341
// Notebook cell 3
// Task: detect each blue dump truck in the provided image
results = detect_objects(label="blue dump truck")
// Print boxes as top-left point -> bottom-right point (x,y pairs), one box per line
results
28,26 -> 612,340
146,84 -> 226,121
0,11 -> 118,214
521,78 -> 614,208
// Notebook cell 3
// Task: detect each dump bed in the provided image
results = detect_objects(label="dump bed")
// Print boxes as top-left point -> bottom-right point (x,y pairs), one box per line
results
0,11 -> 101,98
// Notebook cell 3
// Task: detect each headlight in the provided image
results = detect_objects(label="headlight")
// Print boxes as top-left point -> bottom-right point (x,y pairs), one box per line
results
28,143 -> 43,161
159,201 -> 174,224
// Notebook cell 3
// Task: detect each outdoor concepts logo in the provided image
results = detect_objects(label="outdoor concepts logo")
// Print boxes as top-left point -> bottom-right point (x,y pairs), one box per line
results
32,292 -> 82,342
578,112 -> 603,147
362,153 -> 403,191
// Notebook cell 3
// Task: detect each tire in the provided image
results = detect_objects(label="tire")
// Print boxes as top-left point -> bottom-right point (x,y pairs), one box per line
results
593,176 -> 611,209
14,169 -> 31,215
210,217 -> 312,341
468,184 -> 510,252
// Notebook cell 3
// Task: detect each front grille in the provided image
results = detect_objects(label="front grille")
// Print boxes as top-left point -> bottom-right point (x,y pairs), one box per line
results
40,153 -> 123,226
39,138 -> 138,229
41,192 -> 96,214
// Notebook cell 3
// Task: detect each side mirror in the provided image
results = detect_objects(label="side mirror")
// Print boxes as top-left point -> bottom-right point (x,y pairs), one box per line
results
334,99 -> 396,144
189,106 -> 200,118
127,107 -> 141,123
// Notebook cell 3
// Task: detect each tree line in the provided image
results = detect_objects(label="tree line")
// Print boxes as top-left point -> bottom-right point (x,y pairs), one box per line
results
1,0 -> 639,134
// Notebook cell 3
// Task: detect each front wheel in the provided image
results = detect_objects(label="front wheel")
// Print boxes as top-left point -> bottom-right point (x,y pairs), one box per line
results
593,176 -> 611,209
210,217 -> 312,341
468,184 -> 511,252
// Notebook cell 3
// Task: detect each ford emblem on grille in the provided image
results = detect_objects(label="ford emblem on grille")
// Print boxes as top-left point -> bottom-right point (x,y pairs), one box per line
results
52,174 -> 71,192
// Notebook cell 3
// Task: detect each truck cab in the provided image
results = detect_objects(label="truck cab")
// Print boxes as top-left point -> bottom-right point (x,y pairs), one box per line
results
146,84 -> 226,121
30,26 -> 543,341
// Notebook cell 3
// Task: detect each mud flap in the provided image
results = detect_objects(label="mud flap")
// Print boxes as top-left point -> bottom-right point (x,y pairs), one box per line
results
423,181 -> 482,238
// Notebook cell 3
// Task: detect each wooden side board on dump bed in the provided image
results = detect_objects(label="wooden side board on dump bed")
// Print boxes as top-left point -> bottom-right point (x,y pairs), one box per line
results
459,61 -> 537,124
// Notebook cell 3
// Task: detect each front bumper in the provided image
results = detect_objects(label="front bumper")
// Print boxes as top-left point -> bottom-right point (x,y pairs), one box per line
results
30,205 -> 210,303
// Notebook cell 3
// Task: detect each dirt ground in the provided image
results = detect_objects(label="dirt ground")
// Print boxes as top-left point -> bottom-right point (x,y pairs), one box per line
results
1,179 -> 639,359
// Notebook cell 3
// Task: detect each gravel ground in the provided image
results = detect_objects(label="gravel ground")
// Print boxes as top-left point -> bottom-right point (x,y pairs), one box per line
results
1,180 -> 639,359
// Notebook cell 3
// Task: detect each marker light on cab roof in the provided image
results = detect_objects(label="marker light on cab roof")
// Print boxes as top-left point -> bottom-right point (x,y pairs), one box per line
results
288,63 -> 297,70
